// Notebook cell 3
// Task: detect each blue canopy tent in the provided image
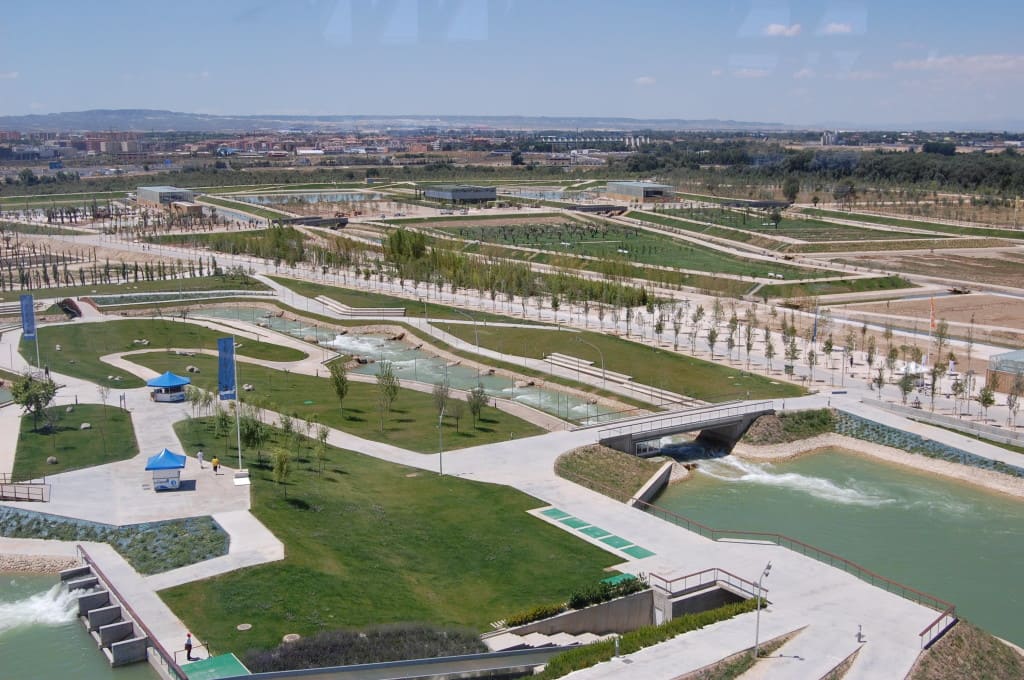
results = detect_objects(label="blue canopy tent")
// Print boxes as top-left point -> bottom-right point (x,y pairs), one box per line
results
145,448 -> 187,491
146,371 -> 190,403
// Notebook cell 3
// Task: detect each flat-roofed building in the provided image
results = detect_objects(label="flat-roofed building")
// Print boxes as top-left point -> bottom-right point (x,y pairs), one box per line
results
987,349 -> 1024,389
423,184 -> 496,203
137,185 -> 195,208
605,181 -> 674,201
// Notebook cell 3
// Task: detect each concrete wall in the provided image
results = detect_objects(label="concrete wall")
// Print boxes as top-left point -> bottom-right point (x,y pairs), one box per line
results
87,604 -> 122,631
671,586 -> 745,617
110,637 -> 149,667
60,565 -> 92,581
98,621 -> 135,647
630,461 -> 674,508
512,590 -> 654,636
78,590 -> 110,616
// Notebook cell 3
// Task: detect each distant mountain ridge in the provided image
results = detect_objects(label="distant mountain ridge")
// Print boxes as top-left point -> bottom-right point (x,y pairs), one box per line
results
0,109 -> 798,133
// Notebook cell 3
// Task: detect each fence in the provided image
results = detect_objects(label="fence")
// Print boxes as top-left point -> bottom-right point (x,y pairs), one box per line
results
0,483 -> 50,502
649,567 -> 763,600
75,545 -> 188,680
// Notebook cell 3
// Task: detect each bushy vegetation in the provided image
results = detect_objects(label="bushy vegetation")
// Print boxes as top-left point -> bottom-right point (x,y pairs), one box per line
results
0,507 -> 227,574
505,602 -> 568,627
568,577 -> 646,609
244,624 -> 486,672
742,409 -> 835,445
534,599 -> 758,679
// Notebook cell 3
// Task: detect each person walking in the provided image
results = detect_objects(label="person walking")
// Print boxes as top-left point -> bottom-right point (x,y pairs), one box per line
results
196,450 -> 204,469
184,632 -> 195,661
212,456 -> 220,474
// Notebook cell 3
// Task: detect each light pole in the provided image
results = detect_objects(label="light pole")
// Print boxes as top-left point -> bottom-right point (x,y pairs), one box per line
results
438,405 -> 446,475
753,561 -> 772,660
575,336 -> 605,389
454,307 -> 479,355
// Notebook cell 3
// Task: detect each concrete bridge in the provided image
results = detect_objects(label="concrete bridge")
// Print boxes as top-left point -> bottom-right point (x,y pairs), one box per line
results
597,401 -> 774,456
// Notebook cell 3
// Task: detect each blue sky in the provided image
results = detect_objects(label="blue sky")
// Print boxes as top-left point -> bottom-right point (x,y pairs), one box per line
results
1,0 -> 1022,127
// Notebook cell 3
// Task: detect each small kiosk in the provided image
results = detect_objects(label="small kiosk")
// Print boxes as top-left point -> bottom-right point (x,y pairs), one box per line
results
145,448 -> 187,491
147,371 -> 191,403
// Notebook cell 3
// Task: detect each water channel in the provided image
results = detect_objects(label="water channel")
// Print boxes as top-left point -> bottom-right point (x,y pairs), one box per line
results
0,573 -> 157,680
197,306 -> 628,424
651,450 -> 1024,645
235,192 -> 381,205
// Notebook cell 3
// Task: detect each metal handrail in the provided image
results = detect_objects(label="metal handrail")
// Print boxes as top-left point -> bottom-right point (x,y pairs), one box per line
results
919,606 -> 958,648
74,545 -> 188,680
598,401 -> 769,439
0,483 -> 50,502
560,472 -> 956,638
650,567 -> 763,600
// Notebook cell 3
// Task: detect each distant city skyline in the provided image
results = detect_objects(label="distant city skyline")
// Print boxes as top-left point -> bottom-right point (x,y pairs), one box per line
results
1,0 -> 1022,128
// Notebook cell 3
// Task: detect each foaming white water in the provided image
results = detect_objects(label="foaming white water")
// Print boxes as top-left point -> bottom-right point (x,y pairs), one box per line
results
698,458 -> 895,507
0,583 -> 78,634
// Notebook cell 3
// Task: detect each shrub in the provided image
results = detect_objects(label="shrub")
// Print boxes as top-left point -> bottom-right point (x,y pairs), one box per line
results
535,599 -> 759,679
505,602 -> 568,627
244,623 -> 486,672
568,576 -> 645,610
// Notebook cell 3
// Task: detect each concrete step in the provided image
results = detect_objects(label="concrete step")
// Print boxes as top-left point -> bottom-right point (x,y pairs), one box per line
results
520,632 -> 559,648
482,632 -> 530,651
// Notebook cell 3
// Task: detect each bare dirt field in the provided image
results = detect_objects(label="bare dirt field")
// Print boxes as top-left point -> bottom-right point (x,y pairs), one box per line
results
426,215 -> 570,230
840,249 -> 1024,288
846,294 -> 1024,332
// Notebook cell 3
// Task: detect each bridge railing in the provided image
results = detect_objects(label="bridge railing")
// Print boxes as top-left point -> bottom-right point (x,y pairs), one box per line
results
650,567 -> 763,600
597,400 -> 770,440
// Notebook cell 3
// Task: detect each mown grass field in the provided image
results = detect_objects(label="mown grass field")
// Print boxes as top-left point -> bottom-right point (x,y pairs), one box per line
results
555,445 -> 665,503
25,319 -> 307,389
436,324 -> 804,402
757,275 -> 914,299
162,419 -> 618,653
14,404 -> 137,481
129,352 -> 546,452
800,208 -> 1024,241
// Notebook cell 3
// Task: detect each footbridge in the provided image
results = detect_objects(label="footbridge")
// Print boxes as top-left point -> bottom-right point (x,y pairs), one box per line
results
598,401 -> 774,456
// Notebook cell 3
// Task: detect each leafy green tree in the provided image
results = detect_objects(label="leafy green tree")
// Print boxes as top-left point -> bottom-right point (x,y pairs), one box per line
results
376,361 -> 401,432
432,380 -> 449,418
315,422 -> 330,474
977,383 -> 997,420
328,362 -> 349,419
467,384 -> 488,427
782,176 -> 800,203
449,399 -> 465,433
272,447 -> 291,497
706,327 -> 719,359
899,373 -> 916,405
11,373 -> 58,432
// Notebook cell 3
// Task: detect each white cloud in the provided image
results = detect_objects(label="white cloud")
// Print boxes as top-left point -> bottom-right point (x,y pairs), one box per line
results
793,67 -> 815,79
734,68 -> 772,79
710,68 -> 723,77
822,22 -> 853,35
894,53 -> 1024,76
839,70 -> 885,81
634,76 -> 656,86
0,71 -> 18,80
764,23 -> 801,37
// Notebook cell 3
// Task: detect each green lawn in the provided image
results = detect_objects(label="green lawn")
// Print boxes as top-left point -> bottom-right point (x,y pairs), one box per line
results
800,208 -> 1024,241
436,325 -> 803,402
14,405 -> 137,481
24,319 -> 307,389
129,352 -> 546,452
161,419 -> 618,654
0,222 -> 83,236
0,274 -> 269,303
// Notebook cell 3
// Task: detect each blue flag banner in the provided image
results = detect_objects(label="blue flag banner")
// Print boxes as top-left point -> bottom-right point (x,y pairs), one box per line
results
20,294 -> 36,340
217,337 -> 236,400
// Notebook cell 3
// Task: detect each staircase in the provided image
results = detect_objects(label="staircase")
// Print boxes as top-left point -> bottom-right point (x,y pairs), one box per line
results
482,629 -> 610,651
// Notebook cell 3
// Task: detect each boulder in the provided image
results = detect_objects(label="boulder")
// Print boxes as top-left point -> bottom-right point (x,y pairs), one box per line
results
303,335 -> 317,343
46,456 -> 58,465
186,365 -> 200,373
243,384 -> 254,392
65,406 -> 74,413
55,344 -> 62,351
80,423 -> 91,430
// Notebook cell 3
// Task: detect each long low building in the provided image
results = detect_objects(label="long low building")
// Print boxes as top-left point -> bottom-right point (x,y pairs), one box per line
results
605,181 -> 674,201
423,184 -> 496,203
137,185 -> 195,208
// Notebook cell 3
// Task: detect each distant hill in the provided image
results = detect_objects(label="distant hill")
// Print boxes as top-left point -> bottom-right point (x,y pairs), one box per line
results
0,109 -> 799,133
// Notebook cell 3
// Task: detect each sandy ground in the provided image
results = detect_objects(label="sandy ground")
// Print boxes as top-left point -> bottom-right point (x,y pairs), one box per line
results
0,553 -> 79,572
732,433 -> 1024,499
845,293 -> 1024,332
842,250 -> 1024,289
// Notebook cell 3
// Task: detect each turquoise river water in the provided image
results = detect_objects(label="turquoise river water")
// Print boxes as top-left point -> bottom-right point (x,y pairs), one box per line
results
0,573 -> 157,679
651,450 -> 1024,645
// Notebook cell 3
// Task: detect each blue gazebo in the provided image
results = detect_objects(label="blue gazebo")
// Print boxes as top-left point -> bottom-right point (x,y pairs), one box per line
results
146,371 -> 190,403
145,448 -> 187,491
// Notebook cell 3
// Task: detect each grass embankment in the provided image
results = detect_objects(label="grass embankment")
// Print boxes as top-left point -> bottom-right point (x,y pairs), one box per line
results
267,275 -> 547,324
162,419 -> 619,654
14,405 -> 137,481
757,275 -> 914,300
132,352 -> 545,452
801,208 -> 1024,241
555,445 -> 665,503
909,621 -> 1024,680
24,319 -> 307,389
438,324 -> 804,402
0,274 -> 269,304
742,410 -> 835,445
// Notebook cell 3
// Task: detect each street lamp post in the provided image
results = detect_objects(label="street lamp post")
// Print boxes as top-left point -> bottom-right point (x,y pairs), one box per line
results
753,561 -> 772,660
575,336 -> 606,389
438,405 -> 446,475
454,307 -> 479,355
